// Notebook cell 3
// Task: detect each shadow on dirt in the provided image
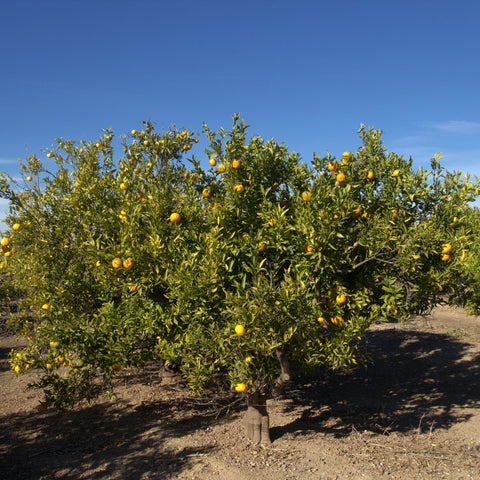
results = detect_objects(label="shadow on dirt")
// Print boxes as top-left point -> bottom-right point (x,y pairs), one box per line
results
271,326 -> 480,441
0,399 -> 220,480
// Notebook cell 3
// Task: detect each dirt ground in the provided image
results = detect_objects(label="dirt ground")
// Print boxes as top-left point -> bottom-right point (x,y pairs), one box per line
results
1,306 -> 480,480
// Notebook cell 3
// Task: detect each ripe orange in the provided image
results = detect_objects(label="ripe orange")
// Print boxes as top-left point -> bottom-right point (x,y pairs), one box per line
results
336,294 -> 346,304
42,304 -> 51,311
131,129 -> 137,135
317,316 -> 325,323
120,183 -> 127,190
112,257 -> 122,269
169,212 -> 181,223
392,169 -> 400,177
352,207 -> 361,217
49,341 -> 60,348
234,184 -> 244,193
257,242 -> 266,252
336,172 -> 346,182
232,159 -> 241,169
367,170 -> 374,180
301,191 -> 310,201
123,257 -> 134,269
303,243 -> 313,253
327,161 -> 337,172
14,365 -> 21,374
143,140 -> 149,146
202,187 -> 212,198
235,324 -> 246,336
12,223 -> 21,231
235,383 -> 247,392
46,363 -> 53,370
442,243 -> 452,254
27,176 -> 32,181
1,238 -> 9,247
342,152 -> 351,159
4,250 -> 12,258
209,158 -> 217,166
47,152 -> 54,158
441,253 -> 450,261
245,356 -> 253,363
217,163 -> 226,173
128,284 -> 138,293
133,167 -> 140,174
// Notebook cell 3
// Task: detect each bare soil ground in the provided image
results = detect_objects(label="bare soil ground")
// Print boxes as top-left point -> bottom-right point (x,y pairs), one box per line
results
1,306 -> 480,480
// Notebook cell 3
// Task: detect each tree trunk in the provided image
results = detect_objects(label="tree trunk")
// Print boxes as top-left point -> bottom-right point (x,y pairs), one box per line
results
244,392 -> 271,445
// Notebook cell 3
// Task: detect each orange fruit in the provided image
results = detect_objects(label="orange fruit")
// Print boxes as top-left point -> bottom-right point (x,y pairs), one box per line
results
12,223 -> 21,231
123,257 -> 134,269
169,212 -> 181,223
1,238 -> 9,247
4,250 -> 12,258
235,383 -> 247,392
327,161 -> 337,172
209,158 -> 217,166
131,129 -> 137,135
336,172 -> 346,182
234,184 -> 244,193
143,140 -> 149,146
257,242 -> 266,252
45,363 -> 53,370
42,304 -> 51,311
235,325 -> 246,336
120,183 -> 127,190
14,365 -> 21,374
303,243 -> 314,253
367,170 -> 374,180
317,316 -> 325,323
202,187 -> 212,198
47,152 -> 54,158
352,207 -> 361,217
392,169 -> 400,177
336,294 -> 346,304
301,191 -> 310,201
442,243 -> 452,254
441,253 -> 450,261
245,356 -> 253,363
27,176 -> 32,181
217,163 -> 226,173
232,159 -> 241,169
49,341 -> 60,348
112,257 -> 122,269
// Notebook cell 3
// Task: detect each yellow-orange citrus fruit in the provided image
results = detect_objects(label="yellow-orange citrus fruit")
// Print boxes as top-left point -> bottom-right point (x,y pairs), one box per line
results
49,341 -> 60,348
232,159 -> 241,169
367,170 -> 374,180
336,172 -> 346,182
209,158 -> 217,166
4,250 -> 12,257
202,187 -> 212,198
1,238 -> 9,247
235,383 -> 247,392
301,191 -> 310,201
131,129 -> 137,135
120,183 -> 127,190
27,176 -> 32,181
245,356 -> 253,363
393,169 -> 400,177
112,257 -> 122,269
336,294 -> 346,304
170,212 -> 181,223
128,284 -> 138,293
47,152 -> 54,158
304,243 -> 314,253
441,253 -> 450,261
46,363 -> 53,370
317,316 -> 325,323
257,242 -> 266,252
442,243 -> 452,254
327,161 -> 337,172
235,324 -> 246,336
12,223 -> 21,231
217,163 -> 226,173
352,207 -> 361,217
14,365 -> 21,374
42,304 -> 51,311
123,257 -> 134,269
234,184 -> 244,193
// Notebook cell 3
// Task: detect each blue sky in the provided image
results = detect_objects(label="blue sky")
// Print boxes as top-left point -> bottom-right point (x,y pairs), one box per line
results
1,0 -> 479,228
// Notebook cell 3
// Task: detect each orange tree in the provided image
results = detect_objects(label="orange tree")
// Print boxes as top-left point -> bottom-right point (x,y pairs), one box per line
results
1,114 -> 479,443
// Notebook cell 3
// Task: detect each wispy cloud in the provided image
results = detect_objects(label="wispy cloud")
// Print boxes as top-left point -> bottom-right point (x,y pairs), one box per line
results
421,120 -> 480,134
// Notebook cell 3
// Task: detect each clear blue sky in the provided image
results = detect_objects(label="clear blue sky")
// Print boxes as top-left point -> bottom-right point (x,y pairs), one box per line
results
1,0 -> 480,227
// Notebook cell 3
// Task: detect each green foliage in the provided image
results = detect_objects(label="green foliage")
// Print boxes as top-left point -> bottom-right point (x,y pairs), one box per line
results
1,116 -> 479,407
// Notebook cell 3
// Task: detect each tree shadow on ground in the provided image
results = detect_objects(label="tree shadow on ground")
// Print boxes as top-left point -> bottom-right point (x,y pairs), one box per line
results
0,395 -> 227,480
271,326 -> 480,441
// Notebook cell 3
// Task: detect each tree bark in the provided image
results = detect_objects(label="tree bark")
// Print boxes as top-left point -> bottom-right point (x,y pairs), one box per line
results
244,392 -> 271,444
